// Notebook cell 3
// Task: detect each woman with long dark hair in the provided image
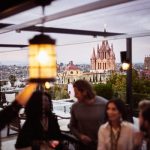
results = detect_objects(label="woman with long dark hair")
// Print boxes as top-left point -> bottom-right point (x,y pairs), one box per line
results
97,99 -> 137,150
15,91 -> 62,150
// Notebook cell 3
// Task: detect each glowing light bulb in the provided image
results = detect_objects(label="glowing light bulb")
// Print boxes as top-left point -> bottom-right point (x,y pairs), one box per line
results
37,51 -> 49,64
122,63 -> 130,71
45,82 -> 51,89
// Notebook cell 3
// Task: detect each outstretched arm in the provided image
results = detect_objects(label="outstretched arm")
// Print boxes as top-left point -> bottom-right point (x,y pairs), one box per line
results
0,83 -> 37,130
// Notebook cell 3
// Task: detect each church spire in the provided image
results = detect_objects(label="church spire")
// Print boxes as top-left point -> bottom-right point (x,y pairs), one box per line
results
106,40 -> 108,45
102,40 -> 105,45
90,40 -> 116,72
111,43 -> 113,50
91,48 -> 96,59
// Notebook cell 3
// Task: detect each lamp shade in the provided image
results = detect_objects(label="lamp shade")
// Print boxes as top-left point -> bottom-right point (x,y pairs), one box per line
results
29,34 -> 56,82
120,51 -> 127,63
120,51 -> 130,71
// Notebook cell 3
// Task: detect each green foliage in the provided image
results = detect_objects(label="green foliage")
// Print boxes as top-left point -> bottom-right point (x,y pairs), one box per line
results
132,92 -> 150,109
107,72 -> 118,85
107,73 -> 126,92
133,77 -> 150,94
132,77 -> 150,109
132,69 -> 138,79
93,83 -> 113,99
106,71 -> 150,109
46,84 -> 70,100
113,91 -> 126,102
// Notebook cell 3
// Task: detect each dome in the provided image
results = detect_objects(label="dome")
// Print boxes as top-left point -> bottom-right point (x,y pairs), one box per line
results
65,61 -> 79,71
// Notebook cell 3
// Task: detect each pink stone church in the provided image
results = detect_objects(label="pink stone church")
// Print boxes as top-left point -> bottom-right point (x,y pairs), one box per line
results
90,40 -> 116,73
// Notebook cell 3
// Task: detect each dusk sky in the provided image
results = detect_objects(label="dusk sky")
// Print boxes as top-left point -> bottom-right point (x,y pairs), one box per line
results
0,35 -> 149,65
0,0 -> 150,65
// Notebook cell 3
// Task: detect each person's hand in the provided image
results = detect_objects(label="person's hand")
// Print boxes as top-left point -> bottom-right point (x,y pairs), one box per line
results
79,134 -> 92,145
15,83 -> 37,106
49,140 -> 59,148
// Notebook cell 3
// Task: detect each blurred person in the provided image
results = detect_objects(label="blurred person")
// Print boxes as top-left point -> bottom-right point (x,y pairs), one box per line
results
133,99 -> 150,129
0,83 -> 37,130
134,100 -> 150,150
138,100 -> 150,112
139,107 -> 150,149
15,91 -> 62,150
69,79 -> 107,150
68,82 -> 76,100
97,99 -> 137,150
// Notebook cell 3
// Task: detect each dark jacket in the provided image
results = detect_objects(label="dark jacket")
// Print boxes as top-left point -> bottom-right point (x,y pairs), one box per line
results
15,113 -> 62,149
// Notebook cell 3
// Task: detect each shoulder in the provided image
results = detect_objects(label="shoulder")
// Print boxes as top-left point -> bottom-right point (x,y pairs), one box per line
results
99,122 -> 109,132
122,121 -> 138,132
95,96 -> 108,104
98,122 -> 110,134
71,101 -> 80,109
100,122 -> 109,129
122,121 -> 134,127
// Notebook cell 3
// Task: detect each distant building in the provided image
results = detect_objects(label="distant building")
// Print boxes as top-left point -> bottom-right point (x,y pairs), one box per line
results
57,41 -> 116,84
58,61 -> 83,84
141,55 -> 150,79
57,60 -> 109,84
90,40 -> 116,73
141,70 -> 150,79
144,55 -> 150,70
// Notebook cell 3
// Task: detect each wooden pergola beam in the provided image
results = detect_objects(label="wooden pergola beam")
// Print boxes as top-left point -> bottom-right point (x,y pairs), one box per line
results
0,23 -> 124,37
0,0 -> 55,20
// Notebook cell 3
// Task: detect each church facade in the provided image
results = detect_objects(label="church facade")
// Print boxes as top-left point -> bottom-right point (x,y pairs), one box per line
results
57,41 -> 116,84
90,40 -> 116,73
57,61 -> 83,84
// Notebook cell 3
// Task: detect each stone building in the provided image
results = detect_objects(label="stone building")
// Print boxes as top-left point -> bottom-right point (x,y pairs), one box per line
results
57,41 -> 116,84
57,61 -> 83,84
141,55 -> 150,79
90,40 -> 116,73
144,55 -> 150,70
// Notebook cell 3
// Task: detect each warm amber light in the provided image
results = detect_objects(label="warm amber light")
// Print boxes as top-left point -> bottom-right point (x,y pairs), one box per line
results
37,50 -> 49,65
29,44 -> 56,81
28,34 -> 56,82
122,62 -> 130,71
44,82 -> 51,89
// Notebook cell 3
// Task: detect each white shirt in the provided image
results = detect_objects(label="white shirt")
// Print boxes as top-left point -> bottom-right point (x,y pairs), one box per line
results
97,121 -> 138,150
